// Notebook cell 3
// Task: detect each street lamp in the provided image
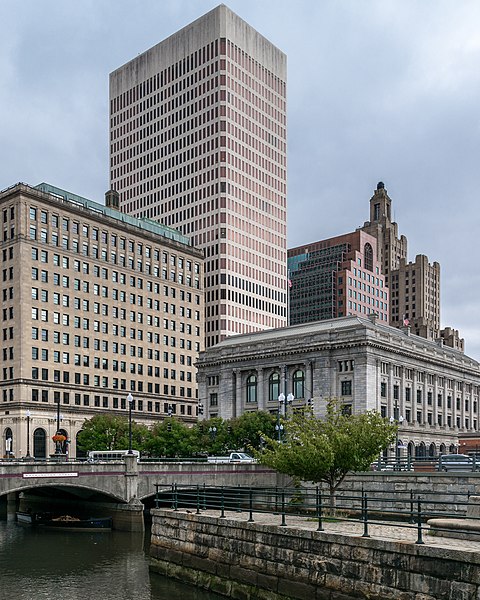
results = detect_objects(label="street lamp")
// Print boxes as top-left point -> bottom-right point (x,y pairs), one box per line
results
277,393 -> 285,441
26,410 -> 31,458
209,426 -> 217,441
127,393 -> 134,454
286,393 -> 294,418
389,412 -> 404,470
275,423 -> 284,441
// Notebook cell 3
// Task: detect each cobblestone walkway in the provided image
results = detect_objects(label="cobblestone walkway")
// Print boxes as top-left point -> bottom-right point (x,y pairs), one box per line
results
192,509 -> 480,554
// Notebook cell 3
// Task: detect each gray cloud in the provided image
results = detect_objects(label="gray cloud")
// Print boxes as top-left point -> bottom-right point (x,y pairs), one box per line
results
1,0 -> 479,357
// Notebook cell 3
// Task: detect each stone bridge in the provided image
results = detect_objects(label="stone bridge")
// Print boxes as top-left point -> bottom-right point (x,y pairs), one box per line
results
0,457 -> 282,530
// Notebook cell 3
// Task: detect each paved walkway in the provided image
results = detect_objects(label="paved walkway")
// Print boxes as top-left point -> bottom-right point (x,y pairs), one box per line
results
187,509 -> 480,554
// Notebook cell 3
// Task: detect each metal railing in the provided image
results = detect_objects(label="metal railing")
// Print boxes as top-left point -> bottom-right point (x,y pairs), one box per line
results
153,484 -> 478,545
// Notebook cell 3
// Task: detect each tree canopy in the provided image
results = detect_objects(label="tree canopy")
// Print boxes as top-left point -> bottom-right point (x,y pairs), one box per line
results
256,400 -> 396,499
76,410 -> 278,457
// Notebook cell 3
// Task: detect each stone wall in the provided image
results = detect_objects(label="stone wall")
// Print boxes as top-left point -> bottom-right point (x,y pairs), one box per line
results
325,472 -> 480,514
150,508 -> 480,600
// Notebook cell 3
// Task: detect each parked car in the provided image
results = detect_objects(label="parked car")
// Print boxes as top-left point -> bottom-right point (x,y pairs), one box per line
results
436,454 -> 475,472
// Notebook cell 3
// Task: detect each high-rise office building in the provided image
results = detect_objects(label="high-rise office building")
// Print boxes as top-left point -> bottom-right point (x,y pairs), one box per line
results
0,182 -> 204,459
288,230 -> 389,325
109,5 -> 288,347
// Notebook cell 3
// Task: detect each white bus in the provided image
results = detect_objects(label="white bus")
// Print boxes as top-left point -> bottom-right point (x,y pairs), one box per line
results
87,450 -> 140,462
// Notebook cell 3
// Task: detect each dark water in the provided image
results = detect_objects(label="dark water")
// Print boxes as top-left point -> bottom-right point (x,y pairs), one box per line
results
0,521 -> 224,600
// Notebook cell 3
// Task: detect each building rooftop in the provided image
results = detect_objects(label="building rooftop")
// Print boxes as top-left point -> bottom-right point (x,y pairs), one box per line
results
33,183 -> 191,245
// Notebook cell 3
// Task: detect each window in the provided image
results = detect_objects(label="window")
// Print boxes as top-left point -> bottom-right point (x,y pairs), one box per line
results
269,372 -> 280,402
341,380 -> 352,396
246,374 -> 257,404
293,370 -> 305,399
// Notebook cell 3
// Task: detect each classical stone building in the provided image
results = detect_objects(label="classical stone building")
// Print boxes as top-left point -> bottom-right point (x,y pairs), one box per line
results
288,230 -> 389,326
197,314 -> 480,456
110,5 -> 288,347
0,182 -> 204,459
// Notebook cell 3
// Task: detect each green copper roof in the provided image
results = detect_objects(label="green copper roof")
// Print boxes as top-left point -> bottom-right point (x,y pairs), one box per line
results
35,183 -> 190,245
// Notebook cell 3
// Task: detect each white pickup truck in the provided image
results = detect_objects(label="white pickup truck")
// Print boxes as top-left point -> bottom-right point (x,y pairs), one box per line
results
207,452 -> 255,464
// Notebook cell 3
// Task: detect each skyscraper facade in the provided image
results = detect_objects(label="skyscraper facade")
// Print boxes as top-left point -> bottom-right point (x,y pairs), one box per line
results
288,230 -> 389,325
109,5 -> 288,347
360,182 -> 442,341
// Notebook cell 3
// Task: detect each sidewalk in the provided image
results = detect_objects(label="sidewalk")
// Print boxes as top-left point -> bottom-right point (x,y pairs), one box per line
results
193,508 -> 480,554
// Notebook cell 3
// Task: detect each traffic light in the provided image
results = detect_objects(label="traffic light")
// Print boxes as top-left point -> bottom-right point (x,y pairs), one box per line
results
198,402 -> 204,415
227,426 -> 232,435
167,421 -> 172,432
307,398 -> 314,410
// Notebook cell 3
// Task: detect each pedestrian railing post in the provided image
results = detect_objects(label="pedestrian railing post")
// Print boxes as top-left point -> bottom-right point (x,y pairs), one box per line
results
280,489 -> 286,527
170,483 -> 175,510
409,489 -> 415,524
196,484 -> 200,514
202,483 -> 207,510
154,484 -> 159,509
247,488 -> 254,523
236,485 -> 242,513
362,492 -> 370,538
173,483 -> 178,511
274,486 -> 279,514
416,497 -> 424,545
220,486 -> 225,519
316,486 -> 323,532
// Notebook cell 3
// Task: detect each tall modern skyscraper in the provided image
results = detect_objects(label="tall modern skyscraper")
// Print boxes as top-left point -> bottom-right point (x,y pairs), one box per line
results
109,5 -> 288,347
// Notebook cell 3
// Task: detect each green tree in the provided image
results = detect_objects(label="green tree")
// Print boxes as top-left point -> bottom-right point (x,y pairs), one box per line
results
145,418 -> 196,458
228,411 -> 277,452
77,414 -> 149,453
256,400 -> 396,508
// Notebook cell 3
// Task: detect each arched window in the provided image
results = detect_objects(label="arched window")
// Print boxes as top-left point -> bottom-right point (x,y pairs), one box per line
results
4,427 -> 13,457
428,443 -> 436,457
269,372 -> 280,402
246,374 -> 257,404
364,243 -> 373,272
292,370 -> 305,399
33,428 -> 46,458
439,443 -> 446,455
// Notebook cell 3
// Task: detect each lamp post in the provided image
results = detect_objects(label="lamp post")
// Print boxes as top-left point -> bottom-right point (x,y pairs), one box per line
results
275,423 -> 284,441
286,393 -> 294,418
26,410 -> 31,458
390,400 -> 404,470
209,426 -> 217,441
127,393 -> 134,454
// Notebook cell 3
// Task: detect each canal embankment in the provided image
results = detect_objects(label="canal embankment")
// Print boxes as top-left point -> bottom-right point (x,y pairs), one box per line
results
150,507 -> 480,600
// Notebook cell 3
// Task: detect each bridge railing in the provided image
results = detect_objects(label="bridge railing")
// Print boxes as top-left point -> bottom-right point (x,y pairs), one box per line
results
153,483 -> 476,544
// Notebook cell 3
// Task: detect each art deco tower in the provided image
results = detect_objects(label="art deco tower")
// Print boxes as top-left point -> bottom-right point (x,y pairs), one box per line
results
109,5 -> 288,346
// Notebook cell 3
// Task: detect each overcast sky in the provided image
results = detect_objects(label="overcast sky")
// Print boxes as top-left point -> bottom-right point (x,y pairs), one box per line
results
1,0 -> 479,357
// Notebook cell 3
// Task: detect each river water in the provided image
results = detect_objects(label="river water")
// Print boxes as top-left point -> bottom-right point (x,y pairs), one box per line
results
0,520 -> 224,600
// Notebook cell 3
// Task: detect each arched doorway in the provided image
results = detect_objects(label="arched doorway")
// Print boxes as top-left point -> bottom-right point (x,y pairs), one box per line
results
407,441 -> 415,457
33,428 -> 46,458
415,442 -> 426,458
4,427 -> 13,458
428,443 -> 436,458
76,430 -> 87,459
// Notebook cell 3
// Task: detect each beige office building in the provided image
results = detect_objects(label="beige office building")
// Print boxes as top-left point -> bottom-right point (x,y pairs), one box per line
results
109,5 -> 288,347
360,183 -> 450,343
0,183 -> 204,459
